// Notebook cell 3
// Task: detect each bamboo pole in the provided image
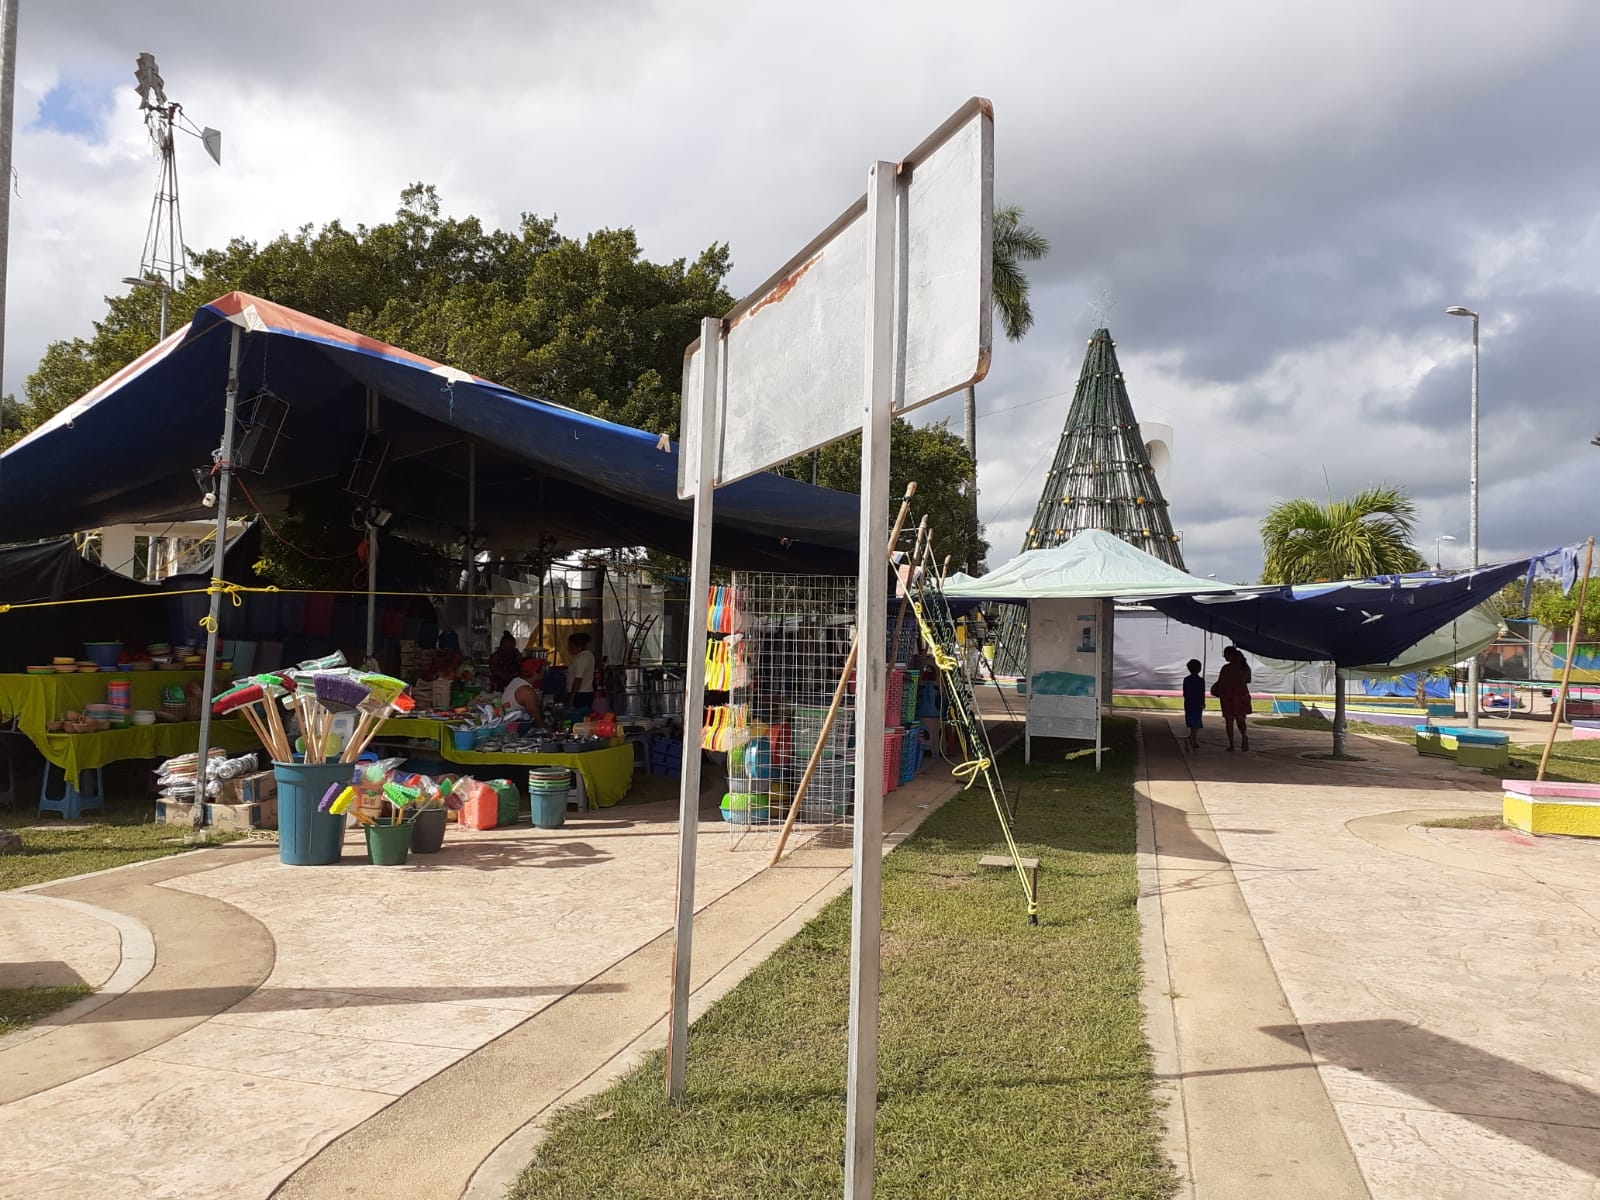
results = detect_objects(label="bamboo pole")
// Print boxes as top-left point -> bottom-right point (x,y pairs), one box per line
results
1537,536 -> 1595,781
769,482 -> 918,866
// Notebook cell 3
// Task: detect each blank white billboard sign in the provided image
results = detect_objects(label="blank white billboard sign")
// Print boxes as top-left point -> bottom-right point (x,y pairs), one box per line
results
678,98 -> 993,498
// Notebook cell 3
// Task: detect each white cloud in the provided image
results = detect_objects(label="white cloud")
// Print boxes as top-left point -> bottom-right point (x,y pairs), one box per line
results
6,0 -> 1600,577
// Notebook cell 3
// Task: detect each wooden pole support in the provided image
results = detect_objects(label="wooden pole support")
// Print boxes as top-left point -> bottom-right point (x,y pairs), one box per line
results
1538,536 -> 1595,782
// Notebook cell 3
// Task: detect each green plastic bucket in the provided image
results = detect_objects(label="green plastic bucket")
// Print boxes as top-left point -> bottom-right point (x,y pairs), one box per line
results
274,761 -> 351,866
365,822 -> 413,866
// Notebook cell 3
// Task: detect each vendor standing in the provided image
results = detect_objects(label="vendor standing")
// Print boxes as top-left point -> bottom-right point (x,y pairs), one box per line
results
489,632 -> 522,692
566,633 -> 596,714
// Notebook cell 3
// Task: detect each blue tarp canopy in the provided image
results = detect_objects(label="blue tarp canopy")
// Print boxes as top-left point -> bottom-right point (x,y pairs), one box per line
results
0,292 -> 859,571
1148,562 -> 1531,668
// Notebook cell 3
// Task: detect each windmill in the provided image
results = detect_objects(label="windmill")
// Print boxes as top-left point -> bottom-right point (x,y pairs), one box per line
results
122,52 -> 221,339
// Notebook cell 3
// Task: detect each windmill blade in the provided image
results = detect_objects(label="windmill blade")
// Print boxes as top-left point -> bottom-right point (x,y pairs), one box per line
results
201,127 -> 222,166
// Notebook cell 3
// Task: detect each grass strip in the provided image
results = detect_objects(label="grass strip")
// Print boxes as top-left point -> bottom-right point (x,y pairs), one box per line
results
0,984 -> 94,1036
512,716 -> 1177,1200
1,802 -> 241,891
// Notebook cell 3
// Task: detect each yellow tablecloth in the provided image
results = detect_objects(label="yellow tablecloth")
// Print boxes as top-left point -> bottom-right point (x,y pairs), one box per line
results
0,671 -> 260,777
376,717 -> 634,807
30,721 -> 263,778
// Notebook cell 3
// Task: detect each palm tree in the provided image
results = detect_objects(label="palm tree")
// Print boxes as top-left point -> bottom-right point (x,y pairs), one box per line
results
1260,485 -> 1428,754
965,205 -> 1050,571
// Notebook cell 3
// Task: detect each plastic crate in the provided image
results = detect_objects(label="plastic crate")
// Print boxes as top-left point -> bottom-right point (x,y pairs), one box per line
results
882,729 -> 904,793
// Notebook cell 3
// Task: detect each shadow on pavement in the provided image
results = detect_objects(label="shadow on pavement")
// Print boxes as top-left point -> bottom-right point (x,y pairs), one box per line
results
1265,1019 -> 1600,1177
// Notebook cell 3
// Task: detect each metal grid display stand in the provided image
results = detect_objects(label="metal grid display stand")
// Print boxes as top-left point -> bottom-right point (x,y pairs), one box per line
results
720,573 -> 859,850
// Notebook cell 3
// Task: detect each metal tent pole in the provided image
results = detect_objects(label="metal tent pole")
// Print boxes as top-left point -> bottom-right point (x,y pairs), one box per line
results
193,324 -> 243,815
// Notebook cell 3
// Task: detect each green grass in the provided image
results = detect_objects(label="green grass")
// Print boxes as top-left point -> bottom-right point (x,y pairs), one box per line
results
0,802 -> 241,891
1256,714 -> 1415,743
0,984 -> 94,1035
1421,814 -> 1506,831
1507,737 -> 1600,785
512,717 -> 1177,1200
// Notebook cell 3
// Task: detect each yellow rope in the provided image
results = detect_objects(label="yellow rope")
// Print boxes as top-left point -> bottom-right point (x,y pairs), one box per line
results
908,588 -> 1038,919
0,581 -> 449,615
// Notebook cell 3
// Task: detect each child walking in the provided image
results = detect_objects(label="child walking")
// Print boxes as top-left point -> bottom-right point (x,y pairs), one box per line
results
1182,658 -> 1205,749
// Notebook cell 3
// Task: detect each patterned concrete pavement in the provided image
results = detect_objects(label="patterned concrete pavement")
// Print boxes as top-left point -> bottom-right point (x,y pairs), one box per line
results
1144,714 -> 1600,1200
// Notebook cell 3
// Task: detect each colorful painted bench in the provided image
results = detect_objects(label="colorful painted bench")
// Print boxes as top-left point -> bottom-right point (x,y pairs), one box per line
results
1415,725 -> 1511,770
1503,779 -> 1600,838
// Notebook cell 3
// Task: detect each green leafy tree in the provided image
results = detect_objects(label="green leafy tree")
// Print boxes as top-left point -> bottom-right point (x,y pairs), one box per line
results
961,205 -> 1050,573
1527,578 -> 1600,643
779,418 -> 984,571
1259,485 -> 1427,754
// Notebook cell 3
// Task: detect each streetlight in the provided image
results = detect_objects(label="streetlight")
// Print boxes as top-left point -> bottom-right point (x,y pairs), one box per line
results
121,275 -> 171,341
1446,305 -> 1480,727
1435,533 -> 1456,570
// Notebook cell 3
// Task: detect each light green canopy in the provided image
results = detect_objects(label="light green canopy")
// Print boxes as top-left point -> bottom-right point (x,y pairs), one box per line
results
947,530 -> 1234,602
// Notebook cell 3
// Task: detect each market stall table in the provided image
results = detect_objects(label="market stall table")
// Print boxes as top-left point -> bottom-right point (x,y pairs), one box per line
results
0,671 -> 262,780
376,717 -> 634,808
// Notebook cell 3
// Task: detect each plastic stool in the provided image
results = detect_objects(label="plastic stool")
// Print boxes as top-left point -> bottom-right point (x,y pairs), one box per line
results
623,731 -> 651,775
39,764 -> 105,819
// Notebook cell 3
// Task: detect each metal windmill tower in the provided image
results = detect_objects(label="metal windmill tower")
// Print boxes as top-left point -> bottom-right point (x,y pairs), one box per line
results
992,327 -> 1183,673
125,53 -> 221,339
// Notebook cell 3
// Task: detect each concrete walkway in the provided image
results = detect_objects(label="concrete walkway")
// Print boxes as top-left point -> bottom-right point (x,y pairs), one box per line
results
1142,714 -> 1600,1200
0,764 -> 967,1200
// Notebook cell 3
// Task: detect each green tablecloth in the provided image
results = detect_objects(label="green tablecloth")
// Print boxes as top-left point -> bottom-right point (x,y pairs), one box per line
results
0,671 -> 260,778
377,717 -> 634,807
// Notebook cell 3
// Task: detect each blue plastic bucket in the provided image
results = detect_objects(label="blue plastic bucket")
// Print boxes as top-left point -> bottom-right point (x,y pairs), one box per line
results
451,728 -> 476,752
530,789 -> 568,829
274,761 -> 351,866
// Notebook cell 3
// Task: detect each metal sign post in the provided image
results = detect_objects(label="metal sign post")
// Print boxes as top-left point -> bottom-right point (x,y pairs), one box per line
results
664,101 -> 992,1200
843,159 -> 896,1198
666,317 -> 722,1098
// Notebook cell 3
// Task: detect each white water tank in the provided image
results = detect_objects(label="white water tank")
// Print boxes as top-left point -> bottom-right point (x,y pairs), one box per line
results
1141,421 -> 1174,492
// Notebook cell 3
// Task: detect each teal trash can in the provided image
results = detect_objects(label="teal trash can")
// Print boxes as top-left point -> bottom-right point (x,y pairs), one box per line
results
274,761 -> 351,866
529,780 -> 569,829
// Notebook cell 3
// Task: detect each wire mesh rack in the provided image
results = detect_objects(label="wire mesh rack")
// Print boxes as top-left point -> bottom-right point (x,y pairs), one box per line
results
713,573 -> 859,850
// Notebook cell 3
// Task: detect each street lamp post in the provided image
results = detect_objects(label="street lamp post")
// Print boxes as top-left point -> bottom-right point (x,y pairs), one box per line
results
1446,306 -> 1480,727
1435,533 -> 1456,571
121,275 -> 170,341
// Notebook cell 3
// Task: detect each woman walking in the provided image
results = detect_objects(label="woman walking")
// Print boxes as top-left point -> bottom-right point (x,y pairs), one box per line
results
1212,646 -> 1254,752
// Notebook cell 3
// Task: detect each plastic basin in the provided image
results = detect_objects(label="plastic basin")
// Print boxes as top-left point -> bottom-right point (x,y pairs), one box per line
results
84,642 -> 123,669
274,761 -> 351,866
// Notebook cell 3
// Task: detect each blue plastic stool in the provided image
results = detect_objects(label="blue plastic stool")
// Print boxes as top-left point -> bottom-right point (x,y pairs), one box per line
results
39,764 -> 104,819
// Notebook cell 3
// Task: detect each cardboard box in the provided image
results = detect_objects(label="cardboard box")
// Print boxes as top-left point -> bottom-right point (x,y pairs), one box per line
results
206,798 -> 278,832
215,770 -> 277,807
157,800 -> 200,826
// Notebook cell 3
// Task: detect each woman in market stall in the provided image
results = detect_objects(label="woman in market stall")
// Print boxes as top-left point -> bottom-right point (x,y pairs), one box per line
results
501,668 -> 543,731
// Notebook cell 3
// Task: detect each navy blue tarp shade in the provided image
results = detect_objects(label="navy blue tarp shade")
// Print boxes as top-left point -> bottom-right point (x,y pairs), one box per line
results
1148,562 -> 1531,668
0,292 -> 860,571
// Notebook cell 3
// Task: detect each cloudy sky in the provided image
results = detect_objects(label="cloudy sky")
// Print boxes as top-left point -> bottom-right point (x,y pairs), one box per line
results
8,0 -> 1600,582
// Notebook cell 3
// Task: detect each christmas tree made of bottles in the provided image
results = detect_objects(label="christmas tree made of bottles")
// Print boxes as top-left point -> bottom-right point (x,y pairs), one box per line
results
992,327 -> 1183,674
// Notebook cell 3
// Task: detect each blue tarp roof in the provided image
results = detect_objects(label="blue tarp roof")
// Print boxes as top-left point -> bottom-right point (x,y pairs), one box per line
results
1148,561 -> 1532,668
0,292 -> 859,570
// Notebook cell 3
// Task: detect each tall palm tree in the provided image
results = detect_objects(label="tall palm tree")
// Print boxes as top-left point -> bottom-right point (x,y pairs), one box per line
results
1260,485 -> 1428,754
965,205 -> 1050,571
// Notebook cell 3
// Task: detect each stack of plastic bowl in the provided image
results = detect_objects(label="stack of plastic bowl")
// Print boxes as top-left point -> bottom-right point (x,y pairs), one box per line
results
131,710 -> 156,727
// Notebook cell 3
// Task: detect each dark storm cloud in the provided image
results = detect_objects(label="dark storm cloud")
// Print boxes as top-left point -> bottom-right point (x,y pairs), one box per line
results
10,0 -> 1600,588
